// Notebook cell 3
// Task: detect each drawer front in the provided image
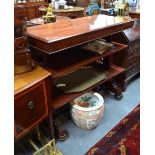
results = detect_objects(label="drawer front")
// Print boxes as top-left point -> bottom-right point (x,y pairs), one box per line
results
25,7 -> 38,20
14,81 -> 48,138
127,52 -> 140,68
128,45 -> 140,56
14,37 -> 27,52
127,63 -> 140,78
129,38 -> 140,49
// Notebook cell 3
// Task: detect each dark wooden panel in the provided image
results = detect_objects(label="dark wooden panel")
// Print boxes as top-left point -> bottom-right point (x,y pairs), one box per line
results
112,18 -> 140,90
14,36 -> 28,52
14,2 -> 49,20
128,46 -> 140,57
127,63 -> 140,79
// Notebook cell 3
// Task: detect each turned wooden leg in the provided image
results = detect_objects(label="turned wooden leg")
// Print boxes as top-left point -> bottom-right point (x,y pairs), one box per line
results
52,107 -> 70,141
107,81 -> 123,100
54,120 -> 69,141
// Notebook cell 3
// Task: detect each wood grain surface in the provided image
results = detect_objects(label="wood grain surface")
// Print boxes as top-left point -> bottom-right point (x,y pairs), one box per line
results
27,15 -> 134,43
14,65 -> 51,95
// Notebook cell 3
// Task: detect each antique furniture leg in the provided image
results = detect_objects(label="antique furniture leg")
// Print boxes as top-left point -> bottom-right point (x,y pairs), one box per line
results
48,111 -> 55,140
54,119 -> 69,141
52,106 -> 70,141
107,80 -> 123,100
115,73 -> 127,92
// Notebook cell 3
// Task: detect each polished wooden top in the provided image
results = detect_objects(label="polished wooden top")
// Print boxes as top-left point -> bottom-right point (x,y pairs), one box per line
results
27,15 -> 134,43
14,65 -> 51,95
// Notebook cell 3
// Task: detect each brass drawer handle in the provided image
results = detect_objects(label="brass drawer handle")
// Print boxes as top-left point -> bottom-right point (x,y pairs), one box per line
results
27,101 -> 35,110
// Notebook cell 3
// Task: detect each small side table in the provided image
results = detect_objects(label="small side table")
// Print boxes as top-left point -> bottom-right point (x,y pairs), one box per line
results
14,65 -> 54,141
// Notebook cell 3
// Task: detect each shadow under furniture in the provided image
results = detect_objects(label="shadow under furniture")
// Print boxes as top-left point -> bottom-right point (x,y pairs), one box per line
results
27,14 -> 134,140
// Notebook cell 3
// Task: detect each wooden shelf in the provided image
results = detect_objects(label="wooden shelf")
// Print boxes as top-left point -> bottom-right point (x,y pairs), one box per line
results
46,42 -> 127,78
51,64 -> 125,109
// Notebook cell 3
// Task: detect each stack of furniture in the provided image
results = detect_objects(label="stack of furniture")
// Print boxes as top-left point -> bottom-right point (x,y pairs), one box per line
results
14,5 -> 33,75
14,5 -> 55,154
112,19 -> 140,90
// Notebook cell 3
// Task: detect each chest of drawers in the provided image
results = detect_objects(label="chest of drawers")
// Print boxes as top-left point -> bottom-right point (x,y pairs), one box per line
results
15,2 -> 49,21
112,19 -> 140,90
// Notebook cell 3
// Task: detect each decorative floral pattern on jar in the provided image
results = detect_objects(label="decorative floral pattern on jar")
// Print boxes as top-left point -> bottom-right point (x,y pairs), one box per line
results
71,92 -> 104,130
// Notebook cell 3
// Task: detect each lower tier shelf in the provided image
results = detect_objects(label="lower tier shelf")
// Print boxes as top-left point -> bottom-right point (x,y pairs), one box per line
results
51,65 -> 125,109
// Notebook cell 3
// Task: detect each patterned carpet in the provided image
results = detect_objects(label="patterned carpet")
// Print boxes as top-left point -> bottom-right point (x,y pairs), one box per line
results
86,104 -> 140,155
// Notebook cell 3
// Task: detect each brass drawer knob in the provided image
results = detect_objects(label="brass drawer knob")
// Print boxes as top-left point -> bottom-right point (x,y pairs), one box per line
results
27,101 -> 35,110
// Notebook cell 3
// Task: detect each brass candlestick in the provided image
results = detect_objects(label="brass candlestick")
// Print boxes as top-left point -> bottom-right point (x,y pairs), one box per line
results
42,4 -> 56,24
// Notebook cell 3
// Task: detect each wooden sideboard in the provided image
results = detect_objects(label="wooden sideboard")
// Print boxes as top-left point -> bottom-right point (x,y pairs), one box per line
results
14,65 -> 54,141
27,15 -> 134,110
112,19 -> 140,90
